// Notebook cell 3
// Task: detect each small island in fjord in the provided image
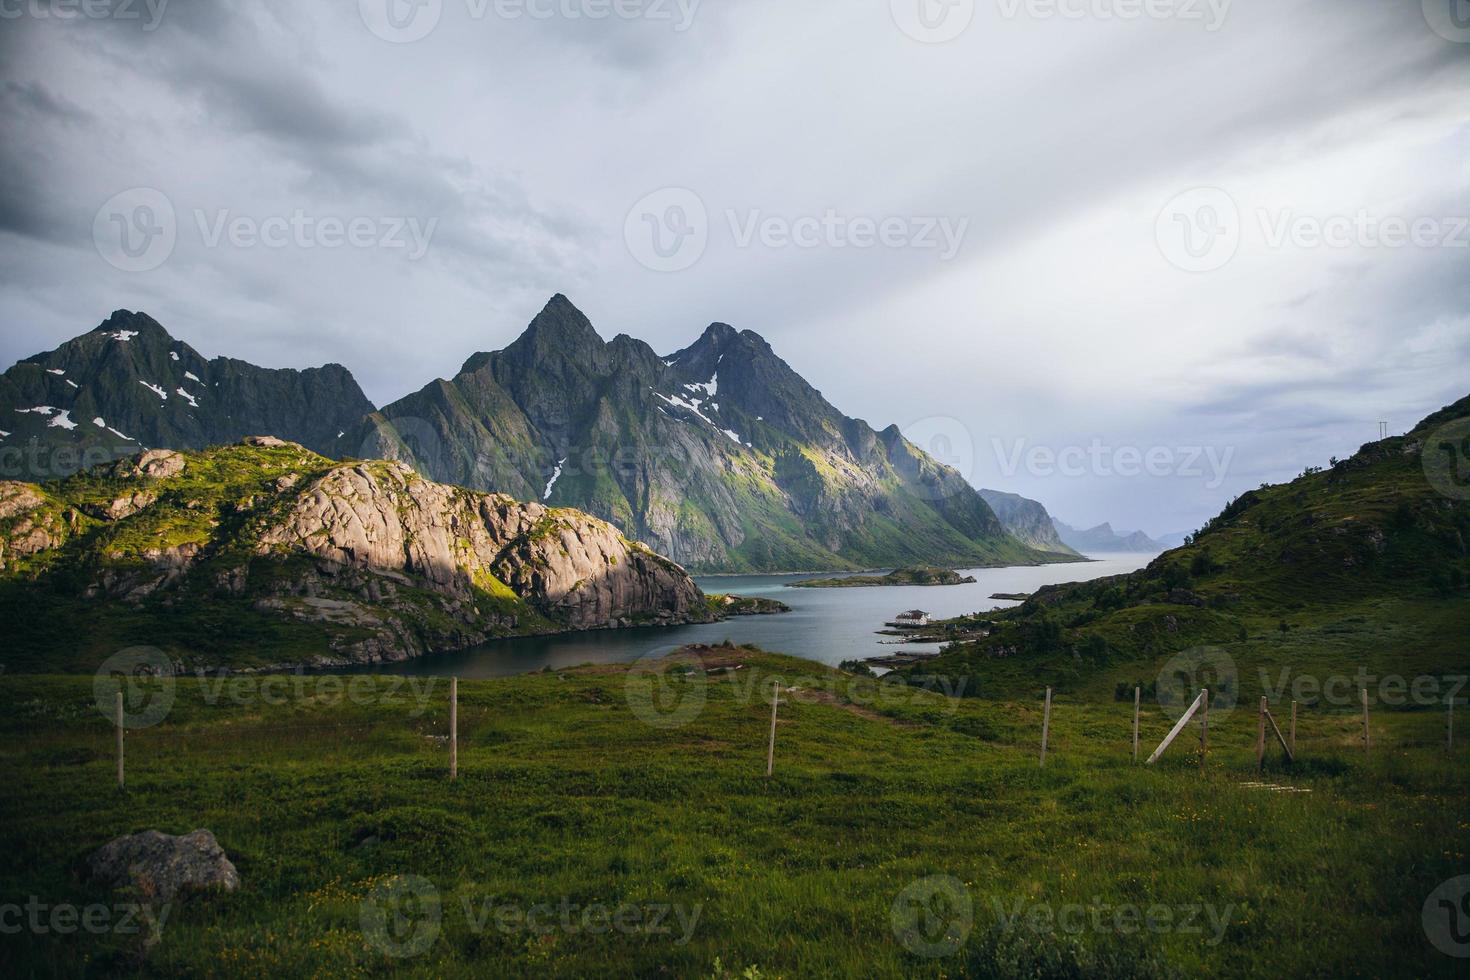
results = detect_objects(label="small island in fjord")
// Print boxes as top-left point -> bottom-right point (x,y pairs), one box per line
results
787,566 -> 978,589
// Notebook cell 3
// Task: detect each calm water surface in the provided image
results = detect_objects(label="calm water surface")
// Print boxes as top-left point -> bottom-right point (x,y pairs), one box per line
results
366,553 -> 1157,678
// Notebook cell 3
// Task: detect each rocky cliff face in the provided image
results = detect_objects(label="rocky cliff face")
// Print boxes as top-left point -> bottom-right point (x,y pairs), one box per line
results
0,439 -> 710,668
977,489 -> 1077,555
355,295 -> 1070,572
0,311 -> 373,481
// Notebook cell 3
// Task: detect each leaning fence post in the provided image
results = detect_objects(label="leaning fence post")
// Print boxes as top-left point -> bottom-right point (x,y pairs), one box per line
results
449,677 -> 458,781
1132,687 -> 1141,763
115,691 -> 125,790
1290,700 -> 1298,757
1040,687 -> 1053,768
1256,696 -> 1267,774
1361,688 -> 1370,754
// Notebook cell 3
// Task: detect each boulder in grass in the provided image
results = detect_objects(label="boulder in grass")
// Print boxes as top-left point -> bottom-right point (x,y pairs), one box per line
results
87,829 -> 240,901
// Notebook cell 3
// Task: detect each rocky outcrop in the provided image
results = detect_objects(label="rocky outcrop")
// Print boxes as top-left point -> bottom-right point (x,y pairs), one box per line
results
0,482 -> 69,569
255,459 -> 707,632
0,441 -> 713,666
110,449 -> 186,480
87,829 -> 240,901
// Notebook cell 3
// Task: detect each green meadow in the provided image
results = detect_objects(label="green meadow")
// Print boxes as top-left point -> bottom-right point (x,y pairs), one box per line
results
3,644 -> 1467,978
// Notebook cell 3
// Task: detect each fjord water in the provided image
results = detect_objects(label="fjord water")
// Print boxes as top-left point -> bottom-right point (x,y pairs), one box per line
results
375,553 -> 1157,678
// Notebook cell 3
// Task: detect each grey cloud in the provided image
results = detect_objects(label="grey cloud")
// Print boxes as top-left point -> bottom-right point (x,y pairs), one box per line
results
0,0 -> 1467,534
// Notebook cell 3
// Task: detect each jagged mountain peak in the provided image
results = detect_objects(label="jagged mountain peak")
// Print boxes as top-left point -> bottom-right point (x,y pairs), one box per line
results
513,294 -> 604,349
1,311 -> 374,480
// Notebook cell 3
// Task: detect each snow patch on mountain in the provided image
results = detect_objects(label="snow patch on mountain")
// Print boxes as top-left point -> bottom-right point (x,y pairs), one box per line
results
543,458 -> 567,500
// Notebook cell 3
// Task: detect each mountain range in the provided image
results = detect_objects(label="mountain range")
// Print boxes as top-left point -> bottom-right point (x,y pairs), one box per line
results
2,297 -> 1081,574
0,311 -> 372,476
1052,520 -> 1165,554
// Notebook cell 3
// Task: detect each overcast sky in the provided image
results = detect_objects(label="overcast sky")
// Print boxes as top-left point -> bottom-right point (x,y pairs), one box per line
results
2,0 -> 1468,536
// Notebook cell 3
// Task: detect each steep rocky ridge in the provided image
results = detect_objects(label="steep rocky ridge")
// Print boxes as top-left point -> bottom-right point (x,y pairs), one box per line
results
356,295 -> 1073,573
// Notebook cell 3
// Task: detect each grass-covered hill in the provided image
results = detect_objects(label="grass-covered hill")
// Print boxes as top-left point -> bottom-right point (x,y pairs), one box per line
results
895,394 -> 1470,700
5,646 -> 1466,977
0,439 -> 713,673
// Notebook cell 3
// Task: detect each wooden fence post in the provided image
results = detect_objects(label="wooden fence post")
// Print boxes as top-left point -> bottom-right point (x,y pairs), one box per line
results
1199,689 -> 1209,771
1290,701 -> 1298,757
449,677 -> 458,781
766,681 -> 781,777
1145,690 -> 1205,765
1361,689 -> 1370,754
1039,688 -> 1053,768
115,691 -> 125,790
1256,696 -> 1267,774
1449,697 -> 1455,754
1132,687 -> 1141,763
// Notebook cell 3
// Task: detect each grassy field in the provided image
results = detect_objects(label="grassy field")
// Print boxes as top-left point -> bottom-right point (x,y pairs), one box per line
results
3,644 -> 1468,978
